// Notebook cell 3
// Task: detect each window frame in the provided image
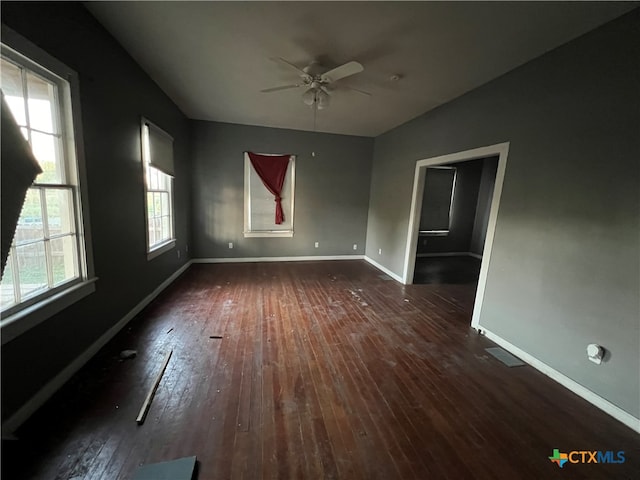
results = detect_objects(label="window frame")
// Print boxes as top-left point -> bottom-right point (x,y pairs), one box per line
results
140,118 -> 175,259
0,26 -> 96,344
243,153 -> 295,238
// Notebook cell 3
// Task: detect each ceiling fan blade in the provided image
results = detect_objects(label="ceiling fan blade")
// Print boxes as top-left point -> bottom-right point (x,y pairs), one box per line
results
320,61 -> 364,83
270,57 -> 312,81
260,84 -> 302,93
344,86 -> 372,97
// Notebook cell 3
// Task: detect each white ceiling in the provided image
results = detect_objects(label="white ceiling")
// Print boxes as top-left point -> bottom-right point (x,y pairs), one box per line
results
86,1 -> 635,137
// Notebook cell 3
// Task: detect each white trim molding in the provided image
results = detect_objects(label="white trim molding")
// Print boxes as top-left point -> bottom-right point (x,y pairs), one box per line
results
401,143 -> 510,333
1,279 -> 97,345
1,261 -> 192,436
364,256 -> 403,283
147,239 -> 176,261
479,327 -> 640,434
193,255 -> 364,264
243,231 -> 294,238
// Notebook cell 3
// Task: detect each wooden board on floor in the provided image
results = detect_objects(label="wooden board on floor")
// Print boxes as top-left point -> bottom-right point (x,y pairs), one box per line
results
136,349 -> 173,425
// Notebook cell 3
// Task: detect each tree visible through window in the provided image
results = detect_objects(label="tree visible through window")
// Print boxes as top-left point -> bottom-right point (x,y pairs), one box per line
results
141,120 -> 175,258
0,45 -> 88,316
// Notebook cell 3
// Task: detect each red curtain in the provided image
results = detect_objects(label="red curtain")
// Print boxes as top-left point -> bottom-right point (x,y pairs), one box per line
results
248,152 -> 291,224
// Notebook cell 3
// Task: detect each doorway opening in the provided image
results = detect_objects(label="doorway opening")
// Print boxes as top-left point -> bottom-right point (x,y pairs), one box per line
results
402,143 -> 509,328
414,157 -> 496,284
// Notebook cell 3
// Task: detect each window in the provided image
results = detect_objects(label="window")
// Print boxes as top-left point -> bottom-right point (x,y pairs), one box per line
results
419,166 -> 457,234
244,152 -> 295,237
141,119 -> 175,258
0,31 -> 94,336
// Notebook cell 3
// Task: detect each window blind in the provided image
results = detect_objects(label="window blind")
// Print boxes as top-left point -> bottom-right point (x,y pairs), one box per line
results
146,122 -> 174,177
420,167 -> 456,231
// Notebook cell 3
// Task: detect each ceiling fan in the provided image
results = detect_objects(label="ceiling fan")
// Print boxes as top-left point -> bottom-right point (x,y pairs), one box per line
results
260,57 -> 370,109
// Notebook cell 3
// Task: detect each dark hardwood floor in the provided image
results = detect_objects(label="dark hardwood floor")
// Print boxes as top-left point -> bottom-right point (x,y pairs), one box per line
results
413,255 -> 481,285
2,261 -> 638,479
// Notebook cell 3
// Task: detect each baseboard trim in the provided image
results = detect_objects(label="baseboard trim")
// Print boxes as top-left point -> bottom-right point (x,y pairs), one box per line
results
193,255 -> 364,264
1,260 -> 192,436
416,252 -> 483,259
479,327 -> 640,434
363,256 -> 403,283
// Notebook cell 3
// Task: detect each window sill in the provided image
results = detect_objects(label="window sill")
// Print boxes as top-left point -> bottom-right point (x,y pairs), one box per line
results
419,230 -> 450,237
1,278 -> 98,345
147,239 -> 176,260
243,231 -> 294,238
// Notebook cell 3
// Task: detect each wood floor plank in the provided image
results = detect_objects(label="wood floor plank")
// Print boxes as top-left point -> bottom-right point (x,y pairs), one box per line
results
3,261 -> 639,480
303,282 -> 425,479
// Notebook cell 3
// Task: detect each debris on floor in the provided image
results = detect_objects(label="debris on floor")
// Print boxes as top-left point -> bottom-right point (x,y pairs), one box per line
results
132,455 -> 197,480
136,349 -> 173,425
348,289 -> 369,306
119,350 -> 137,360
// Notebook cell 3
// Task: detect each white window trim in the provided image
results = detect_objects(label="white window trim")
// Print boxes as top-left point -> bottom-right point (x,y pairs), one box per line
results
147,239 -> 176,260
243,231 -> 294,238
243,153 -> 295,238
1,278 -> 97,345
0,26 -> 96,343
140,118 -> 176,260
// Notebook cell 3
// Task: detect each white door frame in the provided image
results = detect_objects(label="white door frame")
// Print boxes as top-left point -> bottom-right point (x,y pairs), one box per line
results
402,142 -> 510,328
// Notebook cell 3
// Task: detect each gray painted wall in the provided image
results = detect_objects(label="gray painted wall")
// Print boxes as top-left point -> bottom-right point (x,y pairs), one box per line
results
470,157 -> 498,255
418,159 -> 482,254
191,121 -> 373,259
1,4 -> 191,422
2,3 -> 637,429
365,10 -> 640,417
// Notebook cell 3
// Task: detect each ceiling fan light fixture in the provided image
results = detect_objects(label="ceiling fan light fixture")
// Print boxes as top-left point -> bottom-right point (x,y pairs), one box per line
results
302,88 -> 316,106
317,89 -> 330,110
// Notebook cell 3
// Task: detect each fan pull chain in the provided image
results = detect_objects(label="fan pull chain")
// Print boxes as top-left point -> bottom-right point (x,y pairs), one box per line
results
311,100 -> 318,157
313,101 -> 318,132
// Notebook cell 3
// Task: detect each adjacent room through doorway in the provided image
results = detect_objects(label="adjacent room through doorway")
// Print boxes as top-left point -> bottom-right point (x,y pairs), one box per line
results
413,156 -> 498,286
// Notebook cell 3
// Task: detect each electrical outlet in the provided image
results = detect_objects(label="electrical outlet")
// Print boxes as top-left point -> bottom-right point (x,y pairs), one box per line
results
228,242 -> 233,249
378,248 -> 382,255
353,244 -> 357,250
185,244 -> 189,252
314,242 -> 319,248
177,249 -> 181,259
